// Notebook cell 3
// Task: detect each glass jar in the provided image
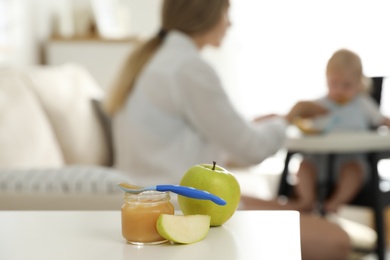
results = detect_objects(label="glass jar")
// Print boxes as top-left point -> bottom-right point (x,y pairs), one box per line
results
121,190 -> 174,245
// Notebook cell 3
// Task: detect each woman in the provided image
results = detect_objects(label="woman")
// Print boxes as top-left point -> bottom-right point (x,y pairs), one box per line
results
105,0 -> 324,186
105,1 -> 350,259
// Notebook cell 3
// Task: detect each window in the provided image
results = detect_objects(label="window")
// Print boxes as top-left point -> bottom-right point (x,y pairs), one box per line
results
0,0 -> 11,63
0,0 -> 33,65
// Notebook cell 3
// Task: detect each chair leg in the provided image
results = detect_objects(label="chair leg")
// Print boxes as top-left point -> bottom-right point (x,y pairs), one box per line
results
318,154 -> 335,216
374,206 -> 386,260
370,153 -> 386,260
277,151 -> 294,197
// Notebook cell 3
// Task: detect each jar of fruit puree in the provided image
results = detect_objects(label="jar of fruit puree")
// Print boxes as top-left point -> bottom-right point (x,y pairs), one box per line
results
121,190 -> 174,245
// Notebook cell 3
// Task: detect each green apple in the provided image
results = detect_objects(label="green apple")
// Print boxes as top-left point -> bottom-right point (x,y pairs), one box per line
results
156,214 -> 211,244
178,162 -> 241,226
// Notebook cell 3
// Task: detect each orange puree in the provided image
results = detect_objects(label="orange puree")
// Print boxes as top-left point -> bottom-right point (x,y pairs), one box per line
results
121,191 -> 174,244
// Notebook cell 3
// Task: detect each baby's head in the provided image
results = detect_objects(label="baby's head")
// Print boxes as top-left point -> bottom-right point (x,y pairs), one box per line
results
326,49 -> 370,105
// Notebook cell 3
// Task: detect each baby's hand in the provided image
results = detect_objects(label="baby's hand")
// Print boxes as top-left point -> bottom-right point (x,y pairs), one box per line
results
285,101 -> 328,123
383,117 -> 390,127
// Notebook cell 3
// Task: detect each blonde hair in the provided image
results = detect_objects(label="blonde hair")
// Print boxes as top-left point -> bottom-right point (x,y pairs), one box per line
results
326,48 -> 372,93
104,0 -> 230,115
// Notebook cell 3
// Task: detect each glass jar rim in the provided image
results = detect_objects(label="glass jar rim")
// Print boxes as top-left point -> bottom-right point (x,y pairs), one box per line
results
124,190 -> 170,202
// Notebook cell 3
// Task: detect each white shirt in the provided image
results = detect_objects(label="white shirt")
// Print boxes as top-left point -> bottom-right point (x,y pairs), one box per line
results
113,31 -> 287,186
315,94 -> 384,132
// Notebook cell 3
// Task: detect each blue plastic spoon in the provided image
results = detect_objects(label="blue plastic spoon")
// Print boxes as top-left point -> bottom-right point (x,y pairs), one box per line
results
117,183 -> 226,206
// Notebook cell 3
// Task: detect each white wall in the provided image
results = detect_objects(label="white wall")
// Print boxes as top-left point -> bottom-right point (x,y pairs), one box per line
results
127,0 -> 161,38
228,0 -> 390,118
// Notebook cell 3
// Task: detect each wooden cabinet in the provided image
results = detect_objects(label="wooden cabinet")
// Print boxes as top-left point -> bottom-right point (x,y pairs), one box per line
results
44,36 -> 139,90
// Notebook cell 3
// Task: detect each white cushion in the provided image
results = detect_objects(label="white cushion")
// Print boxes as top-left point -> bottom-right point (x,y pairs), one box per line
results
0,69 -> 64,168
24,64 -> 111,166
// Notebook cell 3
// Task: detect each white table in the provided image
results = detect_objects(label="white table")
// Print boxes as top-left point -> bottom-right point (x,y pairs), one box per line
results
0,210 -> 301,260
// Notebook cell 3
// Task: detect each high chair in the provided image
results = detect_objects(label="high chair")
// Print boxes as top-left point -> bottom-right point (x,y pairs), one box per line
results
278,77 -> 390,260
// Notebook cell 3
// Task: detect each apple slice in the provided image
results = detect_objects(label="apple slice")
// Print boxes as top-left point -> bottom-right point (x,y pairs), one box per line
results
156,214 -> 211,244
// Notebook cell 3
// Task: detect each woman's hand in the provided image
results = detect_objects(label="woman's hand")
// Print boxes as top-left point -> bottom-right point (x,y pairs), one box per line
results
285,101 -> 328,124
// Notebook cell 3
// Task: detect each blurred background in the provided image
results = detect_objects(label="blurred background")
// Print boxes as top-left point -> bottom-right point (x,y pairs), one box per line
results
2,0 -> 390,182
0,0 -> 390,256
1,0 -> 389,114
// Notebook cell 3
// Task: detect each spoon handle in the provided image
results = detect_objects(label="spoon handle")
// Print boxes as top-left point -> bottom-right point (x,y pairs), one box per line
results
156,185 -> 226,206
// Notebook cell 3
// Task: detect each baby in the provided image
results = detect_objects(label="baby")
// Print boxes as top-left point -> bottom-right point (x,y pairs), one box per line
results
294,49 -> 390,213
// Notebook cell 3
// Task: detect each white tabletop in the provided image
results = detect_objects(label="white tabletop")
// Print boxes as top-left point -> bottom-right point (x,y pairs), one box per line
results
286,128 -> 390,153
0,210 -> 301,260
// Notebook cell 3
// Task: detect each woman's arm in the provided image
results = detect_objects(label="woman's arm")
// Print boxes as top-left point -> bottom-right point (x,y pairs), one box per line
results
175,58 -> 287,166
285,101 -> 328,123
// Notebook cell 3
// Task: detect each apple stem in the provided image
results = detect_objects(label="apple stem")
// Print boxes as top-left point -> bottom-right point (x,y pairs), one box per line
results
212,161 -> 216,171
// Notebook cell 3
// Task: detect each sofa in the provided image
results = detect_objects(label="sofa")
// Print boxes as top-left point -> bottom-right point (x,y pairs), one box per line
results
0,63 -> 132,210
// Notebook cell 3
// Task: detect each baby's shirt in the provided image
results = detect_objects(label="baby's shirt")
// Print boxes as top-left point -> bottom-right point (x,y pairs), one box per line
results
315,94 -> 384,133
